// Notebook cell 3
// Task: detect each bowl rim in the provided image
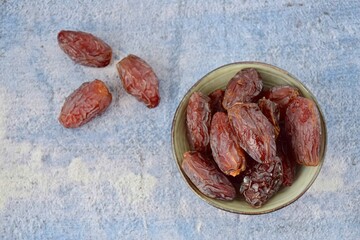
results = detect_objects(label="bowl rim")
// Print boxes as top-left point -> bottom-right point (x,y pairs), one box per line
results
171,61 -> 327,215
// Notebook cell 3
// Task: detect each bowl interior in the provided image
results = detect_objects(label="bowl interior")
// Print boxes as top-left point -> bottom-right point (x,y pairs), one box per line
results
171,62 -> 327,214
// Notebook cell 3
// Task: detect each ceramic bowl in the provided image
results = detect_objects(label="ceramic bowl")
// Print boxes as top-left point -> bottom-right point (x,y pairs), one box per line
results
171,62 -> 327,214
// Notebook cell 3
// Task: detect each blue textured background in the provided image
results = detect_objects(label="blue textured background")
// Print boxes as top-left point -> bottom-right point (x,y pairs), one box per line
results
1,0 -> 359,239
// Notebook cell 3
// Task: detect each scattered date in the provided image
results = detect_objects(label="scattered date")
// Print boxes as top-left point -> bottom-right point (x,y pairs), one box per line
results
59,79 -> 112,128
58,30 -> 112,67
116,54 -> 160,108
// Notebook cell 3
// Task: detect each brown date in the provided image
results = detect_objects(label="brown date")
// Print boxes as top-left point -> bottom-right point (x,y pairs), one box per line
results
264,86 -> 299,119
208,89 -> 226,115
277,129 -> 296,186
258,98 -> 280,138
240,156 -> 283,208
228,103 -> 277,164
285,97 -> 321,166
222,68 -> 263,109
210,112 -> 246,177
59,79 -> 112,128
186,92 -> 212,153
116,54 -> 160,108
57,30 -> 112,67
181,151 -> 236,200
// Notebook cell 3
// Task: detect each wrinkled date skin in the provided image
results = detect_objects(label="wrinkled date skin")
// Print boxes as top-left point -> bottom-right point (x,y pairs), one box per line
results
210,112 -> 247,177
264,86 -> 299,119
277,129 -> 296,186
208,89 -> 226,115
58,30 -> 112,67
186,92 -> 212,153
258,98 -> 280,138
116,54 -> 160,108
181,151 -> 236,200
59,79 -> 112,128
240,157 -> 283,208
228,103 -> 277,164
222,68 -> 263,109
285,97 -> 321,166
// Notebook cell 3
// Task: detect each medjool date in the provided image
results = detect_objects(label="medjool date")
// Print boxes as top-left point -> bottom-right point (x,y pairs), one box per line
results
228,103 -> 277,164
222,68 -> 263,109
258,97 -> 280,138
240,156 -> 283,208
285,97 -> 321,166
210,112 -> 246,177
186,92 -> 212,153
181,151 -> 236,200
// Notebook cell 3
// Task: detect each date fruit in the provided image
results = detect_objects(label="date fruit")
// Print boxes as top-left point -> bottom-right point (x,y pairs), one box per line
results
264,86 -> 299,119
210,112 -> 246,177
181,151 -> 236,200
208,89 -> 226,115
116,54 -> 160,108
258,98 -> 280,138
285,97 -> 321,166
240,156 -> 283,208
277,129 -> 296,186
222,68 -> 263,109
186,92 -> 212,153
59,79 -> 112,128
58,30 -> 112,67
228,103 -> 277,164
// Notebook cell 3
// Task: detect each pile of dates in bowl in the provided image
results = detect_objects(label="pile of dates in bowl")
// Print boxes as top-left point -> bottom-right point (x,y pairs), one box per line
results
171,62 -> 327,214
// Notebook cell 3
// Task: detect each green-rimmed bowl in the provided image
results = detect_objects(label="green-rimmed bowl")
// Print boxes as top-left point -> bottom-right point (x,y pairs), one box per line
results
171,62 -> 327,214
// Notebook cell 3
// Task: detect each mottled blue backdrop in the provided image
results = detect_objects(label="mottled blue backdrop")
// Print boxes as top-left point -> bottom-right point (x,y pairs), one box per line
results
0,0 -> 359,239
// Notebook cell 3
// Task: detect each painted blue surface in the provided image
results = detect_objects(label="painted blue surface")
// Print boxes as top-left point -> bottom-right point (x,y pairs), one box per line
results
0,0 -> 359,239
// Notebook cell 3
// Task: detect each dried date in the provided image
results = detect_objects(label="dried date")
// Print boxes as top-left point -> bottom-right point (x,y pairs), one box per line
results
264,86 -> 299,119
240,156 -> 283,208
186,92 -> 212,153
181,151 -> 236,200
59,79 -> 112,128
277,129 -> 296,186
116,54 -> 160,108
210,112 -> 246,177
228,103 -> 277,164
208,89 -> 226,115
222,68 -> 263,109
58,30 -> 112,67
258,98 -> 280,138
285,97 -> 321,166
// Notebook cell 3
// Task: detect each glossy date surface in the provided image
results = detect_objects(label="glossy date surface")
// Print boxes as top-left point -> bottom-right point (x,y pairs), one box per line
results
285,97 -> 321,166
181,151 -> 236,201
59,79 -> 112,128
116,54 -> 160,108
228,103 -> 277,164
186,92 -> 212,153
58,30 -> 112,67
258,98 -> 280,138
210,112 -> 246,177
222,68 -> 263,109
